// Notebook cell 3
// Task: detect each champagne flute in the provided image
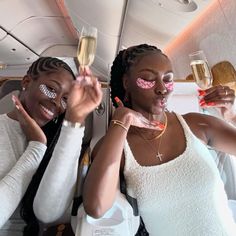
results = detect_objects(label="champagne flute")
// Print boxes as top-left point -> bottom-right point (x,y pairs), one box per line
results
189,50 -> 213,89
77,26 -> 97,73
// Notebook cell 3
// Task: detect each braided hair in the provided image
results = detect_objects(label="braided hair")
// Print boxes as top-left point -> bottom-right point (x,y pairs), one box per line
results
110,44 -> 165,108
26,57 -> 76,80
20,57 -> 76,235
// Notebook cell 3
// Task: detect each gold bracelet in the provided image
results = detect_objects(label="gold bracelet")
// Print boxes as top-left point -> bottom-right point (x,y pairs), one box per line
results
111,120 -> 128,132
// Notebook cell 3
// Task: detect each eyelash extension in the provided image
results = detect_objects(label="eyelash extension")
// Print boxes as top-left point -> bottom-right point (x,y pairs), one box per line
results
136,77 -> 156,89
39,84 -> 57,99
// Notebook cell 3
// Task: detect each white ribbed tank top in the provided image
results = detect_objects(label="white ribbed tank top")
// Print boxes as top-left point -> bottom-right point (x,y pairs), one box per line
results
124,114 -> 236,236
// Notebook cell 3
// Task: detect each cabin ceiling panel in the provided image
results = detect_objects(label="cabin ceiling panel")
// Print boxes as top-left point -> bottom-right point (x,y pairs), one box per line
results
0,0 -> 63,30
0,35 -> 38,65
120,0 -> 214,50
0,0 -> 79,76
0,35 -> 38,67
11,17 -> 77,56
0,0 -> 216,78
218,0 -> 236,34
41,45 -> 77,58
0,29 -> 7,41
64,0 -> 126,36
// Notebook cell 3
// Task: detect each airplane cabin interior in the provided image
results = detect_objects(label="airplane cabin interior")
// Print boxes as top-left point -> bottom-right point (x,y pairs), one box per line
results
0,0 -> 236,235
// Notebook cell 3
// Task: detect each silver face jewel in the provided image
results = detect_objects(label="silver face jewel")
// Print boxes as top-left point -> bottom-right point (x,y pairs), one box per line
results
61,99 -> 67,110
39,84 -> 56,99
39,84 -> 67,110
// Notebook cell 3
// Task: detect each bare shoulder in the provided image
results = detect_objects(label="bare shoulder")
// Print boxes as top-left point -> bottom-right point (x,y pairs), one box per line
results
181,112 -> 226,144
182,112 -> 226,127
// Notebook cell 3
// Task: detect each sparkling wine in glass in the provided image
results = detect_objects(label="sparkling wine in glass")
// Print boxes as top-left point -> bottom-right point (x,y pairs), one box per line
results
189,50 -> 213,89
77,26 -> 97,72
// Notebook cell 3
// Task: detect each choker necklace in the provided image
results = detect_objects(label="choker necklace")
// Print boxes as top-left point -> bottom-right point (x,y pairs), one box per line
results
135,112 -> 168,161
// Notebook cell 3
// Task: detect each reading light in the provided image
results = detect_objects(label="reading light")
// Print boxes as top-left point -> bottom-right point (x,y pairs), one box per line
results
174,0 -> 198,12
178,0 -> 192,4
157,0 -> 198,12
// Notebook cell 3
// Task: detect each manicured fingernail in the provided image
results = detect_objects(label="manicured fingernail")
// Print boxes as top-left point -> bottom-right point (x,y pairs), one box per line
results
157,123 -> 165,130
206,102 -> 215,106
199,99 -> 205,104
198,90 -> 206,96
199,100 -> 206,106
114,97 -> 120,104
11,95 -> 17,103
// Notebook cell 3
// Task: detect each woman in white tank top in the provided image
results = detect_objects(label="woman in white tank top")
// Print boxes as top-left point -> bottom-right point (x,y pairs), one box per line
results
83,44 -> 236,235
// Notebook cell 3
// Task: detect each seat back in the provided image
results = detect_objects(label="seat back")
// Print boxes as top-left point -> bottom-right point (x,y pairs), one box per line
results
0,79 -> 22,114
211,61 -> 236,92
0,79 -> 22,99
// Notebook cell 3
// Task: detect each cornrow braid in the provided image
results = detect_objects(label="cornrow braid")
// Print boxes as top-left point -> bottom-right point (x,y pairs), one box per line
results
110,44 -> 164,108
27,57 -> 76,80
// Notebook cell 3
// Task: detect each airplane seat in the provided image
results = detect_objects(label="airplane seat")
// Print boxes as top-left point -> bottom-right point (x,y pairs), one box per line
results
0,79 -> 22,114
0,79 -> 22,99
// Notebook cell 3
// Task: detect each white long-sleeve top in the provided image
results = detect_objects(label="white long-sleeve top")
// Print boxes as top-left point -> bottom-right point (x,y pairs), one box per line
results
33,123 -> 85,224
0,114 -> 47,234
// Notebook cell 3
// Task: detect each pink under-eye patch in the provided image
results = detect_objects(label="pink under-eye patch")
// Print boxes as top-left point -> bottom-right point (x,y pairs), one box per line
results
136,77 -> 156,89
165,81 -> 174,91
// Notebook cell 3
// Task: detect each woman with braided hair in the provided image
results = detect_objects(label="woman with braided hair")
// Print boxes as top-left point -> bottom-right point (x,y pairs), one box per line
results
0,57 -> 102,236
83,44 -> 236,235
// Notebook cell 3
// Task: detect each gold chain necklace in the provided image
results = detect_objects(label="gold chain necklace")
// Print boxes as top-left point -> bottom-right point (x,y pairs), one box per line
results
156,134 -> 164,161
139,112 -> 168,141
135,113 -> 168,161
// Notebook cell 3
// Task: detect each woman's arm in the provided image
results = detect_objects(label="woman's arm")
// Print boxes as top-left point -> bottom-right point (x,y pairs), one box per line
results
0,141 -> 46,228
33,125 -> 85,223
207,115 -> 236,155
185,112 -> 236,156
0,96 -> 47,228
83,108 -> 132,218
